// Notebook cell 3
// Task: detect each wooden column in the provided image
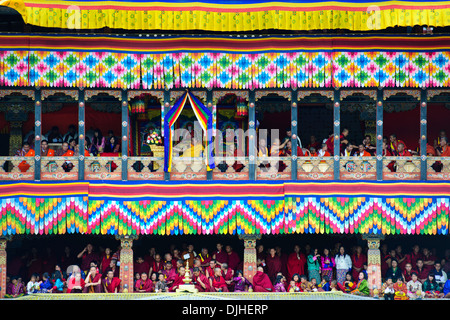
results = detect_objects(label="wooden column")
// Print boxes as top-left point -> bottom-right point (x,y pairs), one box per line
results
376,89 -> 383,181
164,90 -> 171,181
34,89 -> 41,181
363,234 -> 384,297
78,89 -> 85,180
116,235 -> 137,293
239,234 -> 261,284
333,89 -> 341,180
291,91 -> 298,180
121,90 -> 128,181
248,91 -> 256,180
420,89 -> 427,181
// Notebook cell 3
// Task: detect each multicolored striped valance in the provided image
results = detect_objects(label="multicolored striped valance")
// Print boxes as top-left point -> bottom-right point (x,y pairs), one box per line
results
3,0 -> 450,32
0,181 -> 449,236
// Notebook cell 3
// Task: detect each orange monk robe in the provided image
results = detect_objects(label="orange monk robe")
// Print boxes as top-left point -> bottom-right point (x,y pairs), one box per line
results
440,145 -> 450,157
62,150 -> 74,157
356,150 -> 371,157
426,144 -> 436,156
42,149 -> 55,156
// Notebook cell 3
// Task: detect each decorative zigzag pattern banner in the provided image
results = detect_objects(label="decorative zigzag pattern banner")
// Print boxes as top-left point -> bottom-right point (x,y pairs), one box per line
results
2,50 -> 450,89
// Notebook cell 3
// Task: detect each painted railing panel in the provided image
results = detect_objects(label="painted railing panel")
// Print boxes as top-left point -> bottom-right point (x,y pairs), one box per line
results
40,157 -> 78,180
427,157 -> 450,180
256,157 -> 291,180
340,157 -> 377,180
170,157 -> 207,180
297,157 -> 334,180
213,157 -> 249,180
382,156 -> 421,180
84,157 -> 122,180
0,157 -> 34,181
127,157 -> 165,180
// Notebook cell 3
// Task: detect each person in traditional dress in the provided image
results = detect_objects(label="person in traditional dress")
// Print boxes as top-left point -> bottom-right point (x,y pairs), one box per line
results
16,142 -> 35,172
393,277 -> 409,300
287,245 -> 306,281
77,244 -> 100,276
192,267 -> 211,292
355,144 -> 371,157
265,248 -> 282,282
40,140 -> 55,157
67,272 -> 85,293
381,277 -> 395,300
407,272 -> 424,300
287,274 -> 301,292
423,273 -> 444,298
307,248 -> 321,282
225,245 -> 241,272
169,266 -> 186,292
149,254 -> 164,275
213,243 -> 228,266
26,274 -> 40,295
205,259 -> 218,279
320,248 -> 335,281
210,267 -> 229,292
385,258 -> 403,283
443,279 -> 450,298
37,272 -> 54,293
134,272 -> 153,293
155,273 -> 168,293
337,272 -> 356,293
388,134 -> 407,156
103,270 -> 121,293
83,266 -> 102,293
350,271 -> 370,296
252,266 -> 274,292
421,248 -> 437,273
274,275 -> 287,292
431,261 -> 448,289
5,276 -> 25,298
100,248 -> 113,275
335,246 -> 352,284
162,261 -> 177,287
415,259 -> 429,283
221,263 -> 234,291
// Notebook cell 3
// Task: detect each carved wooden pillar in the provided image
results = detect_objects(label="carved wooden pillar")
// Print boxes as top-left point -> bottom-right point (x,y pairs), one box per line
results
239,234 -> 261,284
116,235 -> 137,293
363,234 -> 384,297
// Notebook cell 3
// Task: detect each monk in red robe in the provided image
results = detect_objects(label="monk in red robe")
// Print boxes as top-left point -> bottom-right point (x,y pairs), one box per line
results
135,272 -> 153,293
192,267 -> 211,292
149,254 -> 164,274
213,243 -> 228,266
355,144 -> 371,157
210,267 -> 229,292
17,143 -> 35,173
134,256 -> 150,276
169,267 -> 186,292
437,137 -> 450,156
83,266 -> 102,293
225,245 -> 241,272
205,259 -> 218,279
252,267 -> 274,292
198,248 -> 212,268
221,263 -> 235,291
102,270 -> 121,293
287,245 -> 307,280
162,261 -> 178,287
388,134 -> 407,156
351,246 -> 367,281
265,248 -> 282,281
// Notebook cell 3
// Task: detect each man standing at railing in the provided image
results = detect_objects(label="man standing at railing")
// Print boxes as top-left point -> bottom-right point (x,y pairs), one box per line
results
388,134 -> 407,156
40,140 -> 55,157
355,144 -> 371,157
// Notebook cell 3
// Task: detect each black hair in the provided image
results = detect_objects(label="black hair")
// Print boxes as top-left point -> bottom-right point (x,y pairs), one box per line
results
41,140 -> 48,144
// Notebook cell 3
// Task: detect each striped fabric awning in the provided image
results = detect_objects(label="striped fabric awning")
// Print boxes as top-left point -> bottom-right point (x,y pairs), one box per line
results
2,0 -> 450,32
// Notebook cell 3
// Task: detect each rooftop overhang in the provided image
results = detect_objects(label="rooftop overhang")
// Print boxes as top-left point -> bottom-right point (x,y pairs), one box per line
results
1,0 -> 450,32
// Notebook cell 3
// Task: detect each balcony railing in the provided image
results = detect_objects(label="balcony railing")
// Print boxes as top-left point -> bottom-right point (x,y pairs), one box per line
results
0,157 -> 35,180
256,156 -> 291,180
297,157 -> 334,180
340,157 -> 377,180
213,156 -> 249,180
40,157 -> 78,180
427,156 -> 450,180
0,156 -> 448,181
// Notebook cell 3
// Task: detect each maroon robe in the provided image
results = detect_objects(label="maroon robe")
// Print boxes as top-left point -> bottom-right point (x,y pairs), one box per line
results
135,278 -> 153,292
100,255 -> 113,275
134,261 -> 150,275
215,250 -> 228,265
103,277 -> 121,293
396,253 -> 410,271
252,271 -> 274,292
222,268 -> 234,291
351,253 -> 367,281
279,253 -> 289,278
410,252 -> 424,269
151,261 -> 164,274
162,268 -> 177,285
198,254 -> 212,267
144,254 -> 155,266
265,254 -> 282,280
193,273 -> 211,292
287,252 -> 307,280
83,273 -> 103,293
422,254 -> 437,272
227,252 -> 241,271
80,252 -> 100,272
403,270 -> 414,283
205,266 -> 216,279
415,266 -> 428,282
